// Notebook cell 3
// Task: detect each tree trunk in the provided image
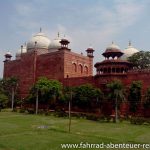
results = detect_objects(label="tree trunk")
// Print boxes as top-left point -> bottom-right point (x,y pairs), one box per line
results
115,97 -> 118,123
11,88 -> 15,111
35,90 -> 39,114
68,90 -> 72,132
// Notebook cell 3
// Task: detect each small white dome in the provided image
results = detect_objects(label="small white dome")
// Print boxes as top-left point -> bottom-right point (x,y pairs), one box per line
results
16,45 -> 27,59
18,45 -> 27,54
27,32 -> 51,51
5,51 -> 11,55
48,38 -> 61,50
5,51 -> 12,60
48,33 -> 62,52
123,41 -> 139,59
106,42 -> 120,50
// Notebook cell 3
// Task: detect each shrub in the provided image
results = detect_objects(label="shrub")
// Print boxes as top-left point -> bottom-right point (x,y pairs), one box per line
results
86,114 -> 99,121
19,109 -> 26,113
12,108 -> 18,112
27,109 -> 35,114
54,110 -> 67,117
130,117 -> 145,125
45,110 -> 51,116
38,109 -> 45,115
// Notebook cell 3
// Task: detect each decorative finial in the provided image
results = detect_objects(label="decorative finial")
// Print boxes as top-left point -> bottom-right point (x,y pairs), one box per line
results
57,32 -> 60,38
24,42 -> 27,46
40,27 -> 42,32
64,34 -> 66,38
21,45 -> 23,54
129,40 -> 131,46
112,41 -> 114,44
35,41 -> 37,47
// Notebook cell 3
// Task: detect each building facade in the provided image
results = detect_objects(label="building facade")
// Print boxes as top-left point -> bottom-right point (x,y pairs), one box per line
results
3,31 -> 150,101
3,31 -> 94,99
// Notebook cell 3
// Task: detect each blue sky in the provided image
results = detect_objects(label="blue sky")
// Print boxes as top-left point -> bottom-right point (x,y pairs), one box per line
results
0,0 -> 150,77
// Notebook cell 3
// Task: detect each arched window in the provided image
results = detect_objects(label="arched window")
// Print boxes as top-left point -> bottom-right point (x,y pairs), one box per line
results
84,66 -> 88,74
79,64 -> 83,74
72,63 -> 77,72
108,67 -> 111,73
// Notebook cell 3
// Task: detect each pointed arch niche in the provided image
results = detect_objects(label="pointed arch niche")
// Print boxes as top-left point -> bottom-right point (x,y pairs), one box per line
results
72,63 -> 77,72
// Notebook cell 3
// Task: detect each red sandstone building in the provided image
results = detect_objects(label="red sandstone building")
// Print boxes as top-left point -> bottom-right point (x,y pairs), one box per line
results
3,31 -> 150,100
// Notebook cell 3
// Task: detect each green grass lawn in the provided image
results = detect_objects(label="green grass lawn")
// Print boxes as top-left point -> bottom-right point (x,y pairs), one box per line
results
0,110 -> 150,150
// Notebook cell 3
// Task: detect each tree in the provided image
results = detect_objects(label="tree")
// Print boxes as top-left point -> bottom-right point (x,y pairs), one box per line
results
31,77 -> 62,114
128,81 -> 142,114
73,84 -> 103,111
128,51 -> 150,69
1,77 -> 18,111
0,92 -> 8,110
143,87 -> 150,109
107,80 -> 125,123
0,79 -> 9,110
7,77 -> 18,111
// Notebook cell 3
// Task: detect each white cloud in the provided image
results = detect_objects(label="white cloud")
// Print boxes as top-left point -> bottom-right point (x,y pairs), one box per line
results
114,0 -> 145,27
68,0 -> 146,49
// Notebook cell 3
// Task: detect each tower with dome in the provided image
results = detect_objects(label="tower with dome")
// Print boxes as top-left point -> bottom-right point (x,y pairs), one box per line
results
95,42 -> 131,76
122,41 -> 139,60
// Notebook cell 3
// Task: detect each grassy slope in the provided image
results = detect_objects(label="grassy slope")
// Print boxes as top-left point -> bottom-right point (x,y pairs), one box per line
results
0,111 -> 149,150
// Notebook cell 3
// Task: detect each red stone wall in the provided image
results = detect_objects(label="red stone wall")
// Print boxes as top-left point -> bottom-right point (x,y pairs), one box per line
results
36,51 -> 64,81
4,52 -> 36,99
63,50 -> 93,78
125,71 -> 150,91
3,49 -> 93,98
19,52 -> 36,98
62,76 -> 95,87
94,71 -> 150,95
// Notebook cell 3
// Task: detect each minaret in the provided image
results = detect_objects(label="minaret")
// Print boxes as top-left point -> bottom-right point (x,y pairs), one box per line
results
40,27 -> 42,32
59,38 -> 70,51
21,45 -> 23,54
129,40 -> 131,46
57,32 -> 60,38
86,46 -> 94,58
102,42 -> 123,59
4,51 -> 12,62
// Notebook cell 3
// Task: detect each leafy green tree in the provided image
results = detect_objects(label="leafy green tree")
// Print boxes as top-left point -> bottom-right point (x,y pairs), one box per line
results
128,81 -> 142,114
0,79 -> 9,109
73,84 -> 103,111
107,80 -> 125,122
7,77 -> 18,111
0,92 -> 8,110
128,51 -> 150,69
61,87 -> 73,105
0,77 -> 18,110
30,77 -> 62,114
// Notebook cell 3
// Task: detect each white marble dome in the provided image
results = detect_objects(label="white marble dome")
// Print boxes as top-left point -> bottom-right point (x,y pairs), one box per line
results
5,51 -> 12,56
27,32 -> 51,52
123,41 -> 139,59
48,37 -> 61,51
48,33 -> 62,52
106,42 -> 120,51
